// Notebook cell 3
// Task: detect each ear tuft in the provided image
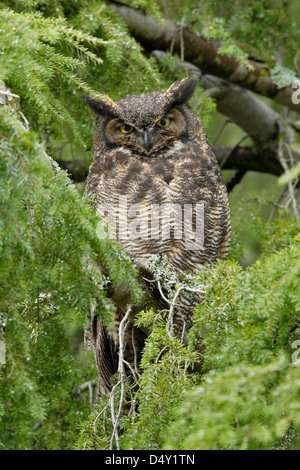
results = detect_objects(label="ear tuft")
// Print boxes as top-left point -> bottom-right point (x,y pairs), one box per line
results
81,95 -> 118,117
165,77 -> 198,108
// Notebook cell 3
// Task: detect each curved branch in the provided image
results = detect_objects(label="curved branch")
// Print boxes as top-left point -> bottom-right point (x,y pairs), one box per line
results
55,145 -> 283,185
108,1 -> 300,113
212,145 -> 283,175
151,50 -> 288,149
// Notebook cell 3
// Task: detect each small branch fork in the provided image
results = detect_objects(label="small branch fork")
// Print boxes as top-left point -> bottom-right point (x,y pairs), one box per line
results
0,89 -> 20,99
91,305 -> 140,450
278,144 -> 300,223
166,284 -> 205,341
109,304 -> 132,450
155,279 -> 205,340
272,141 -> 300,223
90,278 -> 206,449
144,274 -> 205,340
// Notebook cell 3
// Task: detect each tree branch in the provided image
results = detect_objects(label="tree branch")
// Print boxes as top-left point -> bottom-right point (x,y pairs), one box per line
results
151,50 -> 291,149
150,50 -> 300,191
107,1 -> 300,113
212,145 -> 283,175
55,145 -> 283,186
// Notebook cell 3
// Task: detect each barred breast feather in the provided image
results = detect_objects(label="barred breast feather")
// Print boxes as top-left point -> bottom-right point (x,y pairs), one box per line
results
83,78 -> 231,397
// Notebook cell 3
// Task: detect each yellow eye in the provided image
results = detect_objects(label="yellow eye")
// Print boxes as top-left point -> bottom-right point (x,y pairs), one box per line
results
119,124 -> 133,134
157,117 -> 171,128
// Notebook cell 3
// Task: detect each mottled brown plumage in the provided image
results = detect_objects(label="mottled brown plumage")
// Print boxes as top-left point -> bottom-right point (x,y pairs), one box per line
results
83,78 -> 230,397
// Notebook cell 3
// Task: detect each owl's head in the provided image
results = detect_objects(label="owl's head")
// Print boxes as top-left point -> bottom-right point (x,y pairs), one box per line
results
82,78 -> 198,157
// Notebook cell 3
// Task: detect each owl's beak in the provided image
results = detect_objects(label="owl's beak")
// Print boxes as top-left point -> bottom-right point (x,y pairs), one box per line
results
140,130 -> 153,153
142,130 -> 151,152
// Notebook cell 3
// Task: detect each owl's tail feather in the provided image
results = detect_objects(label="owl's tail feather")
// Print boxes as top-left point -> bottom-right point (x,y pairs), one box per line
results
85,305 -> 118,400
86,304 -> 147,401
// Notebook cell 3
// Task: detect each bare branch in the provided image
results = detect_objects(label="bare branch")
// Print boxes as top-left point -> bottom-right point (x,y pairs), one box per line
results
53,144 -> 284,188
0,89 -> 20,99
278,147 -> 300,222
225,170 -> 247,193
110,305 -> 133,450
212,145 -> 283,176
108,1 -> 300,113
151,50 -> 294,149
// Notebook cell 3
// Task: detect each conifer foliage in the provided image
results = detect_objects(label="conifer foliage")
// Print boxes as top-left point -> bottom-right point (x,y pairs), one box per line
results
0,0 -> 299,450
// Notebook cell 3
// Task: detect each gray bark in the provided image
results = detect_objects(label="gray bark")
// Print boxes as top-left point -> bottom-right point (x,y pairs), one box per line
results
108,1 -> 300,113
57,145 -> 283,185
151,50 -> 288,150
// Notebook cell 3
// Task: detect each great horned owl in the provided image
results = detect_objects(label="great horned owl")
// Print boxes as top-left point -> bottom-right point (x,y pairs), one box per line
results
83,78 -> 230,397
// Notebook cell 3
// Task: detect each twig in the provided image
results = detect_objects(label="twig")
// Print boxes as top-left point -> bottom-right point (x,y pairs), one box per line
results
92,378 -> 121,435
109,305 -> 132,450
279,146 -> 300,222
294,51 -> 300,75
0,90 -> 20,99
157,280 -> 190,308
156,345 -> 168,364
131,328 -> 141,380
19,111 -> 30,131
166,285 -> 205,339
179,18 -> 185,61
226,169 -> 247,192
269,187 -> 288,220
212,118 -> 231,145
157,280 -> 172,306
74,378 -> 97,405
219,135 -> 248,169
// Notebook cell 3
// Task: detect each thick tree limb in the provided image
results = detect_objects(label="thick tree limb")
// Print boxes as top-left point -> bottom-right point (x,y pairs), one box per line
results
58,51 -> 290,185
108,1 -> 300,113
212,145 -> 283,175
56,145 -> 283,184
151,50 -> 291,150
225,170 -> 247,193
151,50 -> 300,190
57,44 -> 298,192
